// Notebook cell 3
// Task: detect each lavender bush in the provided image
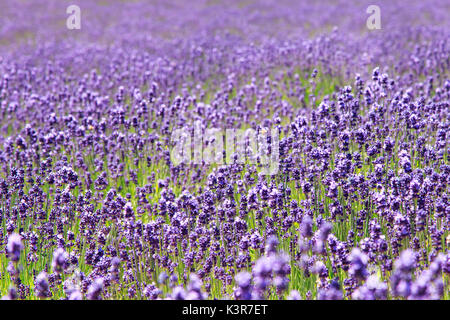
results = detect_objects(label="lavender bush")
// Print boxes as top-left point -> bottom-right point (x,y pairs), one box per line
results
0,0 -> 448,300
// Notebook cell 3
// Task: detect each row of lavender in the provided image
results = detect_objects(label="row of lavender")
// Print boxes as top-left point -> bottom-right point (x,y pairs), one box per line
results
0,0 -> 449,299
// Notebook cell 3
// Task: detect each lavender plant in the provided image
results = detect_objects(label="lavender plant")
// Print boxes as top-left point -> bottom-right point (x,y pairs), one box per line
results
0,0 -> 448,300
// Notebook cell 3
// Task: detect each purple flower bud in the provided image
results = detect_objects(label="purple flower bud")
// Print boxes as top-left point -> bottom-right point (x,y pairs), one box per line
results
171,286 -> 186,300
7,233 -> 23,262
300,215 -> 313,238
35,272 -> 51,298
235,271 -> 252,290
86,278 -> 104,300
52,248 -> 68,273
349,248 -> 369,281
69,290 -> 82,300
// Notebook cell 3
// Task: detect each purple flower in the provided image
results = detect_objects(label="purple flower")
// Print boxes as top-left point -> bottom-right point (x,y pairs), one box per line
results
68,289 -> 83,300
35,272 -> 51,298
287,290 -> 301,300
52,248 -> 68,273
235,271 -> 253,300
171,286 -> 186,300
300,216 -> 313,238
318,279 -> 342,300
2,286 -> 18,300
349,248 -> 369,281
7,233 -> 23,262
86,278 -> 104,300
352,275 -> 387,300
391,249 -> 417,298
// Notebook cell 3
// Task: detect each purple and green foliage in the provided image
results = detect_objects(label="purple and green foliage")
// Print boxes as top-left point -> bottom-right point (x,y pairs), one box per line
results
0,0 -> 448,300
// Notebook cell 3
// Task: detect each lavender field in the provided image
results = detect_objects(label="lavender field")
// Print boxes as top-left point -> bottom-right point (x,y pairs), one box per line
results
0,0 -> 449,300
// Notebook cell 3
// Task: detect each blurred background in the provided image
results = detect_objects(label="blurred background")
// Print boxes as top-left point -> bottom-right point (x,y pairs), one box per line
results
0,0 -> 449,49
